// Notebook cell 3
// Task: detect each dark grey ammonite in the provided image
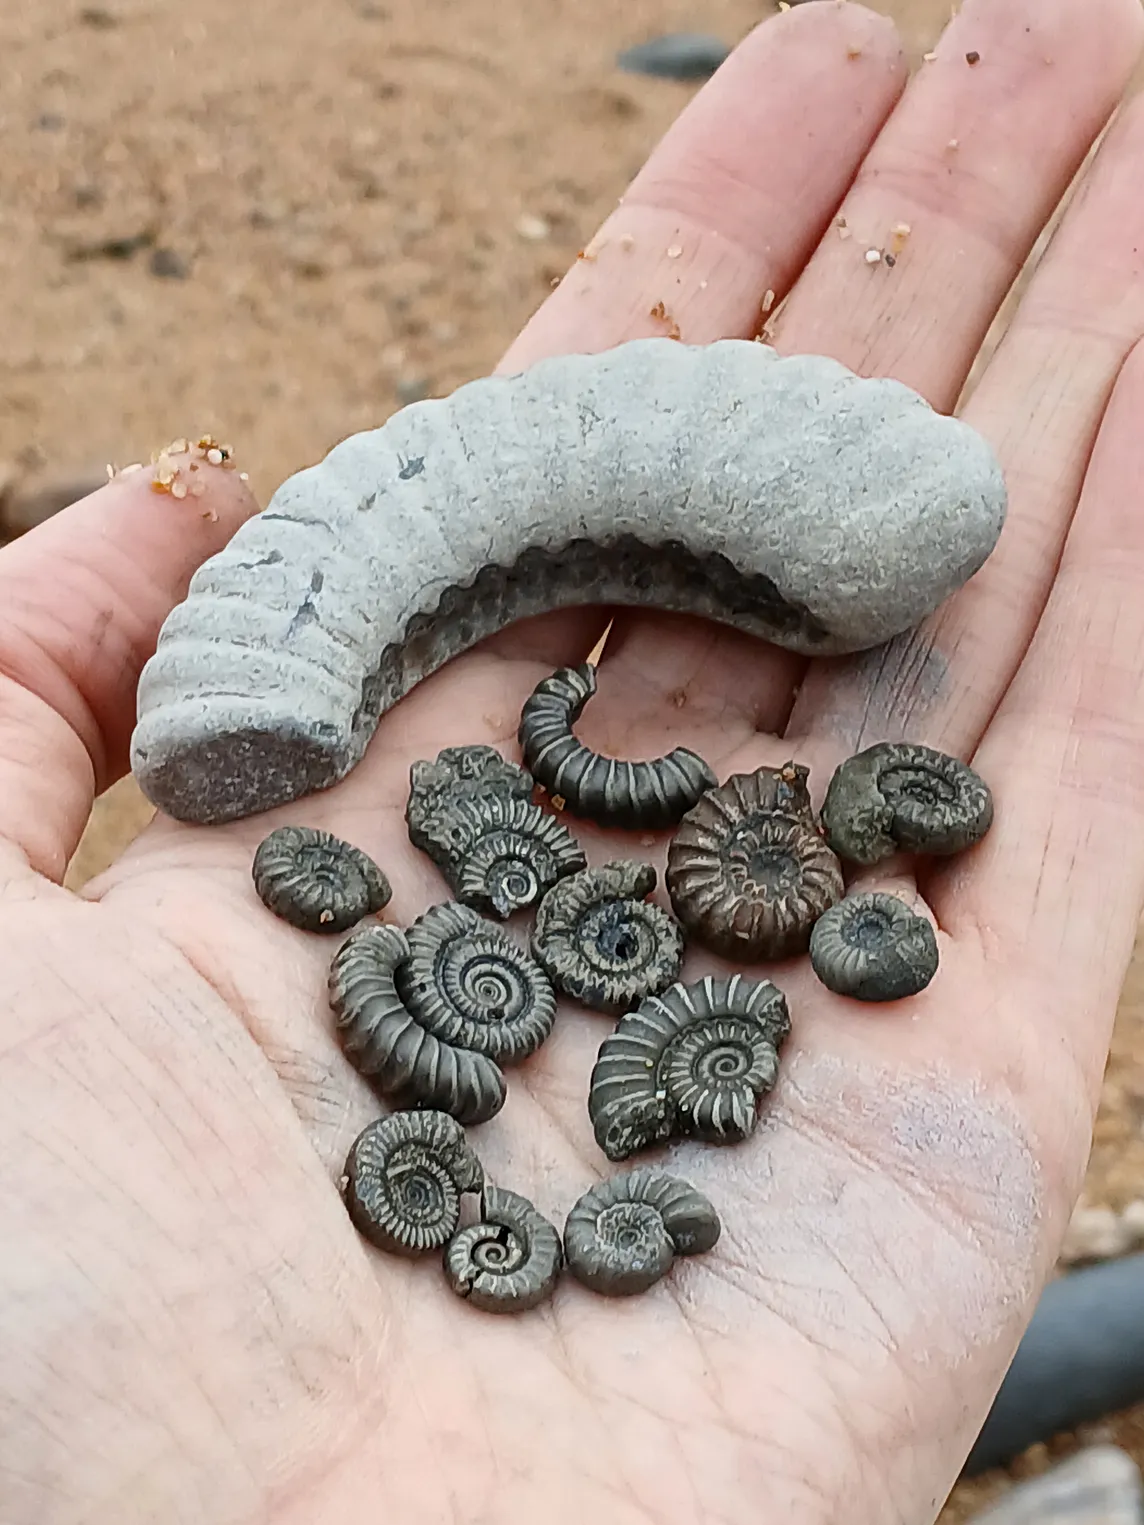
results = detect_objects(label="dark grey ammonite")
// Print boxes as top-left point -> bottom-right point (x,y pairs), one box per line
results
444,1184 -> 563,1314
252,825 -> 391,933
820,741 -> 993,865
563,1168 -> 721,1296
329,923 -> 507,1125
517,662 -> 717,830
588,974 -> 791,1161
665,762 -> 844,961
342,1109 -> 485,1256
405,743 -> 586,916
808,891 -> 940,1002
530,860 -> 685,1015
395,901 -> 557,1066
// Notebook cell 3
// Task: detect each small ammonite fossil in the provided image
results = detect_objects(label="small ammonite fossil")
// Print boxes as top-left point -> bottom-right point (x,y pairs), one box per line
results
665,762 -> 843,961
342,1109 -> 484,1256
531,860 -> 685,1015
395,901 -> 557,1066
518,662 -> 718,830
252,825 -> 391,933
330,923 -> 507,1125
820,741 -> 994,865
444,1184 -> 563,1313
563,1168 -> 721,1296
406,744 -> 586,916
588,974 -> 791,1161
809,891 -> 940,1002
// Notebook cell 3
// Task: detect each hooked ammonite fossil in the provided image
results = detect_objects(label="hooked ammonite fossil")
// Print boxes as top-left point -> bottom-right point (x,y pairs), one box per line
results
518,663 -> 718,830
666,762 -> 844,961
330,923 -> 507,1125
130,339 -> 1006,825
808,891 -> 939,1002
444,1184 -> 563,1313
820,742 -> 994,865
563,1168 -> 721,1296
531,860 -> 685,1014
342,1109 -> 484,1256
588,973 -> 791,1161
406,745 -> 586,917
251,824 -> 391,933
395,901 -> 557,1066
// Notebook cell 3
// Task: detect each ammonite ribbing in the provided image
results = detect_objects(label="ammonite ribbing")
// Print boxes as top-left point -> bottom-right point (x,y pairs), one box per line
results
444,1185 -> 563,1313
821,742 -> 994,865
809,892 -> 939,1002
252,825 -> 391,933
564,1168 -> 721,1296
342,1110 -> 484,1256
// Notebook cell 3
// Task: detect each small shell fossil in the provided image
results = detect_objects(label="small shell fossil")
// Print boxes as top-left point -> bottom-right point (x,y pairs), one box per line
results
342,1108 -> 484,1256
406,745 -> 586,917
444,1184 -> 563,1313
564,1168 -> 721,1296
396,901 -> 557,1065
329,923 -> 507,1125
518,662 -> 717,830
808,892 -> 939,1002
588,973 -> 791,1161
665,762 -> 844,961
531,860 -> 685,1014
820,741 -> 994,865
252,825 -> 391,933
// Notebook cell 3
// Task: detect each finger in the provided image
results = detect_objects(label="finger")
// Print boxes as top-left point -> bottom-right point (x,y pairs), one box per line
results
770,0 -> 1143,409
0,448 -> 259,883
938,337 -> 1144,1091
788,84 -> 1144,760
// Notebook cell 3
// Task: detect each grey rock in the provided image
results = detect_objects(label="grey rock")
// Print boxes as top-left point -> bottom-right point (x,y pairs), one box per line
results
149,247 -> 191,280
966,1447 -> 1143,1524
616,33 -> 731,82
129,338 -> 1007,824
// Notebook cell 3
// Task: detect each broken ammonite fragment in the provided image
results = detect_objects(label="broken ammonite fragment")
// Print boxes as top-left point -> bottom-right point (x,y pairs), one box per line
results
820,741 -> 993,865
444,1184 -> 563,1314
251,824 -> 391,933
563,1168 -> 721,1296
588,973 -> 791,1161
518,662 -> 717,829
666,762 -> 844,961
406,744 -> 586,917
342,1109 -> 484,1256
530,860 -> 685,1015
808,891 -> 939,1002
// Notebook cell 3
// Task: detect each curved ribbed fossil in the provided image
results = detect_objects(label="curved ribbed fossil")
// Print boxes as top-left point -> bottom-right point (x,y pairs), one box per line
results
808,891 -> 939,1002
820,742 -> 994,865
563,1168 -> 721,1296
251,825 -> 392,933
444,1184 -> 564,1314
130,339 -> 1007,824
329,922 -> 507,1125
342,1109 -> 484,1256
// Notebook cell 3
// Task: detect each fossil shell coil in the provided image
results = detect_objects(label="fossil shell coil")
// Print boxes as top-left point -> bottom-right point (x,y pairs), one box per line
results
329,923 -> 507,1125
343,1109 -> 484,1256
130,339 -> 1007,825
808,892 -> 939,1002
820,742 -> 994,865
251,825 -> 391,933
666,763 -> 844,961
395,901 -> 557,1065
564,1168 -> 721,1296
444,1184 -> 564,1313
518,663 -> 718,829
588,974 -> 791,1161
531,860 -> 685,1014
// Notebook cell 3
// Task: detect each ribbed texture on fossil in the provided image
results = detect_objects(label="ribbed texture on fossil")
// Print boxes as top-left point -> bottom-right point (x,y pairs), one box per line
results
444,1185 -> 563,1313
342,1109 -> 484,1257
563,1167 -> 721,1296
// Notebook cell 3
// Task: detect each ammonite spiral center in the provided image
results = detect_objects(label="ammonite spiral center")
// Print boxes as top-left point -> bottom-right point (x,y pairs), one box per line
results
471,1232 -> 523,1274
597,1201 -> 660,1253
849,908 -> 892,950
452,952 -> 526,1022
880,765 -> 956,809
489,858 -> 540,910
697,1042 -> 751,1083
392,1156 -> 455,1227
581,904 -> 649,970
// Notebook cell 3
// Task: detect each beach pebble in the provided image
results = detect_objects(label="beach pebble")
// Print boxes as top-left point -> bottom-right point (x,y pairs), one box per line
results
616,34 -> 730,82
966,1446 -> 1143,1524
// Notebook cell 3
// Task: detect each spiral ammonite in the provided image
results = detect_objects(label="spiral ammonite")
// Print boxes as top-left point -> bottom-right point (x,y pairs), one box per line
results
252,825 -> 391,933
809,891 -> 939,1002
665,762 -> 844,961
342,1109 -> 484,1256
329,923 -> 507,1125
563,1168 -> 721,1296
395,901 -> 557,1066
518,662 -> 718,830
820,741 -> 994,865
530,860 -> 685,1014
444,1184 -> 564,1313
588,973 -> 791,1161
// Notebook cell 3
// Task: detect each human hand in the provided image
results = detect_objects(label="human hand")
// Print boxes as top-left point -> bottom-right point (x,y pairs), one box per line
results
5,2 -> 1144,1521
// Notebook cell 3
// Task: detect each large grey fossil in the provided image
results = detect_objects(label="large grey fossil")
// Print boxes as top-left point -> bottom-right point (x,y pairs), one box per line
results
130,338 -> 1006,824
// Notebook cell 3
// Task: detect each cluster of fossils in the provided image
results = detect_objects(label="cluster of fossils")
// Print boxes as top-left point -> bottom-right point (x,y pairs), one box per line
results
251,660 -> 994,1312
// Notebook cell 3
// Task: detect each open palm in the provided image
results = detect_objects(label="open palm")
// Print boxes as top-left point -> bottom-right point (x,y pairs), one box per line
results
6,2 -> 1144,1521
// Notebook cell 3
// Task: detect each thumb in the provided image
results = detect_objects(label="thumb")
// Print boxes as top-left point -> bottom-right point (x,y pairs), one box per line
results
0,442 -> 258,885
